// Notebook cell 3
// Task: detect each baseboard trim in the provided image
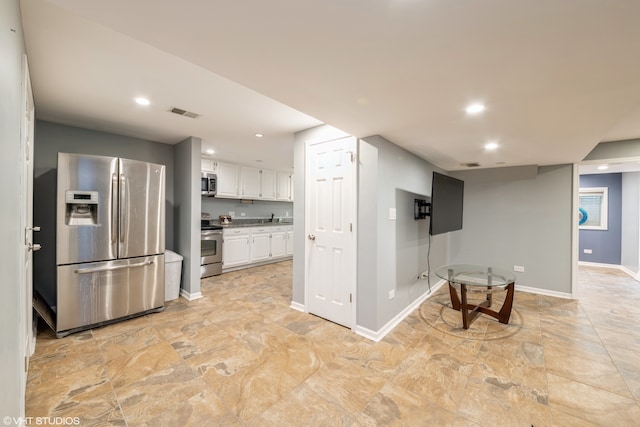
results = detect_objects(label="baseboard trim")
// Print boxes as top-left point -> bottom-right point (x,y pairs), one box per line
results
179,289 -> 203,301
354,279 -> 447,342
290,301 -> 305,312
515,285 -> 572,299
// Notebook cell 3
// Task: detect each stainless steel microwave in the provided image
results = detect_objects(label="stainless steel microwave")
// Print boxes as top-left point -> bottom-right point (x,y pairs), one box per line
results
201,172 -> 217,196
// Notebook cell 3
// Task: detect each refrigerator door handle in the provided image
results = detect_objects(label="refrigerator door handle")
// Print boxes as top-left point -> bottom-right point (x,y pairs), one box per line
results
111,173 -> 118,244
74,260 -> 154,274
119,173 -> 126,244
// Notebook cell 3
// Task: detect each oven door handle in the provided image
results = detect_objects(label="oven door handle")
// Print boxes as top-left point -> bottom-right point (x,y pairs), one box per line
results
201,231 -> 223,237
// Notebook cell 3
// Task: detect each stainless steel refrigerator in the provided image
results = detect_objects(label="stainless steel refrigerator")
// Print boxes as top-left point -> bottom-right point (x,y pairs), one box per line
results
54,152 -> 166,335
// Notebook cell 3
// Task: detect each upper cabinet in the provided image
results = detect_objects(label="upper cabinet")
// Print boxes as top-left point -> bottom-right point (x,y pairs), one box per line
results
216,161 -> 240,198
240,167 -> 261,199
202,157 -> 292,202
201,158 -> 217,173
276,172 -> 293,201
260,169 -> 276,200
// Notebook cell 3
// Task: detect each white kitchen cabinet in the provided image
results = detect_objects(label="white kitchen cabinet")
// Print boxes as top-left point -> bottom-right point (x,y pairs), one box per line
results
270,228 -> 287,258
240,166 -> 261,199
222,229 -> 250,267
260,169 -> 276,200
250,228 -> 271,262
285,227 -> 294,256
222,225 -> 293,271
276,172 -> 293,201
201,158 -> 217,173
217,161 -> 240,198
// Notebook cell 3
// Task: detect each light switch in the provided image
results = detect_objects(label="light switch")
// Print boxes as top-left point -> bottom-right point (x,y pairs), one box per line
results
389,208 -> 396,220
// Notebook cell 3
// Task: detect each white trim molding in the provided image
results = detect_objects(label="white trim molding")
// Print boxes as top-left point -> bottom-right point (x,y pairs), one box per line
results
515,285 -> 572,299
179,289 -> 203,301
290,301 -> 305,312
355,279 -> 447,342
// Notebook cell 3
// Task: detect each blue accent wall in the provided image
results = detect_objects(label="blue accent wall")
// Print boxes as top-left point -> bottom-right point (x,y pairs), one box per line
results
579,173 -> 622,264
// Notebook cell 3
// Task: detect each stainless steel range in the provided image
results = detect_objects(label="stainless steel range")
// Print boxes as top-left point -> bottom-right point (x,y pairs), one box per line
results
201,219 -> 223,278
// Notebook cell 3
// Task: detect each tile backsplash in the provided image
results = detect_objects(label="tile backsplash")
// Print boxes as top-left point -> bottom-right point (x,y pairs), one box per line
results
201,197 -> 293,219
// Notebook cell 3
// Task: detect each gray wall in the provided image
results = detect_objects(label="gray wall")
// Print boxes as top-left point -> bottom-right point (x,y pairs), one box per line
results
33,120 -> 176,304
584,138 -> 640,161
360,135 -> 447,330
34,120 -> 175,245
622,172 -> 640,274
450,165 -> 574,294
202,198 -> 293,221
1,0 -> 27,418
578,173 -> 622,264
173,137 -> 202,297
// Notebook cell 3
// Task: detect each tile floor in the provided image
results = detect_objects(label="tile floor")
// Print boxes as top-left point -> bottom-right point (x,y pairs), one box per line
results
26,262 -> 640,426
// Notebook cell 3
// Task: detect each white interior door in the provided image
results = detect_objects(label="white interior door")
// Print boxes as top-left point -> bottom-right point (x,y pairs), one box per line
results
305,136 -> 357,328
22,57 -> 36,359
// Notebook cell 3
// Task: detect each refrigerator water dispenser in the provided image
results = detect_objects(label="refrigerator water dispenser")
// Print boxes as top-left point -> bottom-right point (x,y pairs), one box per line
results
65,190 -> 98,225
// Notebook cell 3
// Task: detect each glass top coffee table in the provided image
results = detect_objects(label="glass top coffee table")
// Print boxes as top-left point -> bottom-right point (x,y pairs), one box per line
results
435,264 -> 516,330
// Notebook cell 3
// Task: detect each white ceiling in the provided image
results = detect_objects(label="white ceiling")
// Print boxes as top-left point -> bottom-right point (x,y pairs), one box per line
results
20,0 -> 640,172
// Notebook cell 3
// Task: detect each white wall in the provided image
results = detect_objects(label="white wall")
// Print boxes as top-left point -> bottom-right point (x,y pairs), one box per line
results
0,0 -> 27,418
621,172 -> 640,275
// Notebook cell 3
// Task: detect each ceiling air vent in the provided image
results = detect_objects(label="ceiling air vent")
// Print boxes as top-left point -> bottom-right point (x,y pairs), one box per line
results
170,107 -> 200,119
462,162 -> 481,168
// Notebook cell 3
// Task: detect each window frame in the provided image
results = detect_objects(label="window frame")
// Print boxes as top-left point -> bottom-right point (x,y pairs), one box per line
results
578,187 -> 608,230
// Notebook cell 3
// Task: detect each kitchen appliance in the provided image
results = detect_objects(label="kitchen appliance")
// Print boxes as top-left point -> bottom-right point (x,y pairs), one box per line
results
201,213 -> 223,277
41,153 -> 166,337
201,172 -> 217,196
201,226 -> 223,278
219,215 -> 232,225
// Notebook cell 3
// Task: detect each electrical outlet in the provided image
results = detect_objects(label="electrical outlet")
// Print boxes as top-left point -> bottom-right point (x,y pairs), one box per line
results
286,211 -> 289,217
583,249 -> 592,254
514,265 -> 525,273
388,290 -> 395,300
240,212 -> 246,217
229,211 -> 235,217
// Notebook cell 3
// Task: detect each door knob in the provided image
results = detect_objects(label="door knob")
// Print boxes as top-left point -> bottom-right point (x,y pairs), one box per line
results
28,243 -> 42,252
308,234 -> 316,240
27,226 -> 41,232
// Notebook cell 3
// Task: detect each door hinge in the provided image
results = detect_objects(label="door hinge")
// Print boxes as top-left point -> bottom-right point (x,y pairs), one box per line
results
350,293 -> 352,303
350,223 -> 353,232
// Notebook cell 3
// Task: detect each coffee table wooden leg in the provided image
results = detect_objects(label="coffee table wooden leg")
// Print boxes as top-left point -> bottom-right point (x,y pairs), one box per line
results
460,284 -> 469,329
498,282 -> 515,324
449,283 -> 461,310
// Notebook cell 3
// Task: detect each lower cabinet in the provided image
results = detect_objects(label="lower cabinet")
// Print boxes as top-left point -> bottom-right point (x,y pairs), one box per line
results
250,228 -> 271,262
222,229 -> 250,268
222,225 -> 293,271
271,231 -> 286,258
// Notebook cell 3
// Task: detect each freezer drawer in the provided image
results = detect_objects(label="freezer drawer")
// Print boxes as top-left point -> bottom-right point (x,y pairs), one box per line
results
56,254 -> 165,333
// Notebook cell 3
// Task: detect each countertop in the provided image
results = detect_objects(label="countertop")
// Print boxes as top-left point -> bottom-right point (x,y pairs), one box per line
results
204,219 -> 293,229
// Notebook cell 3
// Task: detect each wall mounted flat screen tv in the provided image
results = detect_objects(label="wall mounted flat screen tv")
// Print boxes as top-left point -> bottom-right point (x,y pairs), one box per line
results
429,172 -> 464,236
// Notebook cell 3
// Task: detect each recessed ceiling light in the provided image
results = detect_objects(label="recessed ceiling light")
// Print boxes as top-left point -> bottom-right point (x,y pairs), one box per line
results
135,97 -> 150,106
255,133 -> 264,138
206,149 -> 215,155
597,165 -> 609,170
484,141 -> 499,151
465,103 -> 485,115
